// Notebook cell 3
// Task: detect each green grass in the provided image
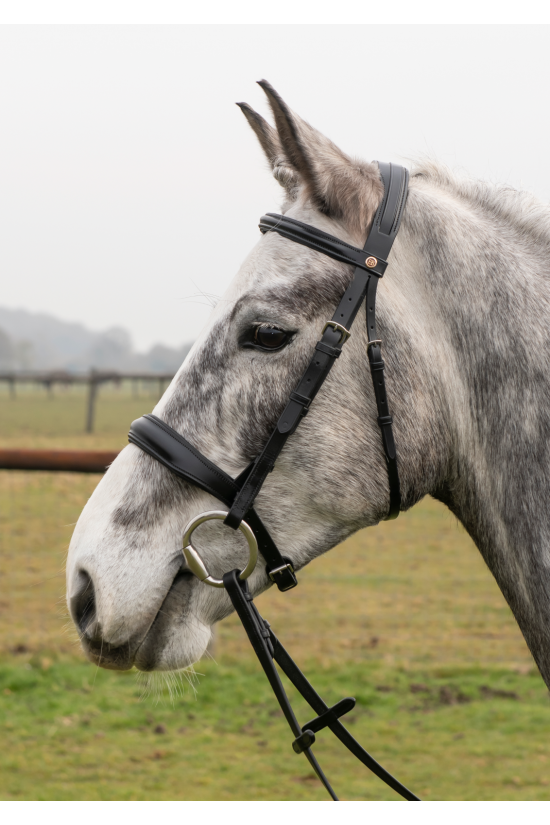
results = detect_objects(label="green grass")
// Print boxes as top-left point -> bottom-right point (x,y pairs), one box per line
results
1,389 -> 549,800
1,658 -> 549,800
0,383 -> 160,450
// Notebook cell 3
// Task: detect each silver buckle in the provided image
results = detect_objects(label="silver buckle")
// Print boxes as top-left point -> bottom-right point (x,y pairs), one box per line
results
268,562 -> 295,583
367,339 -> 382,351
322,321 -> 351,344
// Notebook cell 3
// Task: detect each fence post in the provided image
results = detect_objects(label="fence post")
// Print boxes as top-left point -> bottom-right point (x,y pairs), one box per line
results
86,369 -> 98,433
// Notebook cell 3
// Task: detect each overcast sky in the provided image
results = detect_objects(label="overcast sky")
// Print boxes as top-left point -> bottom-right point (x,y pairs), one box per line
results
0,25 -> 548,351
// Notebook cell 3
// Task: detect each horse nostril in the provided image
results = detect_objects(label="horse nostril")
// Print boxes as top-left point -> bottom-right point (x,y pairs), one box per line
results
70,570 -> 97,637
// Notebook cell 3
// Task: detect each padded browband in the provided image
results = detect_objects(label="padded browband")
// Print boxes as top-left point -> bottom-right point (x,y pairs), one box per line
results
259,214 -> 388,276
259,161 -> 409,278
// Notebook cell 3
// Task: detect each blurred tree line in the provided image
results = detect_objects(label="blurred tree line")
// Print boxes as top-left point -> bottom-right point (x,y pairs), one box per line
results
0,307 -> 192,373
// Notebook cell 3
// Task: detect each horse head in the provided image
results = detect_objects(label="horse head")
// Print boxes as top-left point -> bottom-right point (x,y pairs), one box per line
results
67,81 -> 550,688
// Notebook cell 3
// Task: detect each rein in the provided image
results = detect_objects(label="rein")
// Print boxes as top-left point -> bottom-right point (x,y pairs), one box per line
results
128,162 -> 419,800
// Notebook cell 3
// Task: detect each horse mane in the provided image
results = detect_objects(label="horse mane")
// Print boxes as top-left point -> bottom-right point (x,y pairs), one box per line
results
411,158 -> 550,251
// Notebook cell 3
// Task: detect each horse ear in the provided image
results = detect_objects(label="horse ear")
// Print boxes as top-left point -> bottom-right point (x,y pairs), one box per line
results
236,102 -> 300,199
257,80 -> 383,237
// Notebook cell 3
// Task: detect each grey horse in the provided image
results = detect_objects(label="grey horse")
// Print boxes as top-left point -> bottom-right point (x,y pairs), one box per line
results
67,81 -> 550,690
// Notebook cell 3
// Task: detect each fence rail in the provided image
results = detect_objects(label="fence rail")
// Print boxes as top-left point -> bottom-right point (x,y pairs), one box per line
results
0,448 -> 119,473
0,370 -> 176,383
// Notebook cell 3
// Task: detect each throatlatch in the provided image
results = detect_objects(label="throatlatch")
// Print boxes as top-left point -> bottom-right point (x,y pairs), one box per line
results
128,163 -> 415,800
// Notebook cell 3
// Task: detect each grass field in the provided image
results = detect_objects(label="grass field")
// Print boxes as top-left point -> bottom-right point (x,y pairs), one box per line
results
0,388 -> 549,800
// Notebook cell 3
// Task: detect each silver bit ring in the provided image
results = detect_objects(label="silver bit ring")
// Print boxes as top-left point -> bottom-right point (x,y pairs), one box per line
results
182,510 -> 258,589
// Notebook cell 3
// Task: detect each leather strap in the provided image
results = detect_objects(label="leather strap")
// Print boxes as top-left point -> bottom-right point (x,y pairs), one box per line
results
366,275 -> 400,519
259,163 -> 408,278
259,213 -> 388,277
363,162 -> 407,519
369,162 -> 409,256
223,569 -> 420,801
129,414 -> 239,504
129,415 -> 298,591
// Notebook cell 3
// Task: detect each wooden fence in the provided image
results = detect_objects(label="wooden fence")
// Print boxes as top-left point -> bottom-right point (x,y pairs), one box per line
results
0,369 -> 175,433
0,448 -> 119,473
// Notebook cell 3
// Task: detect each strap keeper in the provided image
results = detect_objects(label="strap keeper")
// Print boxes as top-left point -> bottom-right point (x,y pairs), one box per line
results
315,341 -> 341,358
289,391 -> 311,410
370,360 -> 386,372
292,729 -> 316,754
377,415 -> 393,427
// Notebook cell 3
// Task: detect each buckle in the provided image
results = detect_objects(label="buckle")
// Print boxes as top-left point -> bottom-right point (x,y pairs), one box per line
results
268,561 -> 297,591
322,321 -> 351,345
367,339 -> 382,351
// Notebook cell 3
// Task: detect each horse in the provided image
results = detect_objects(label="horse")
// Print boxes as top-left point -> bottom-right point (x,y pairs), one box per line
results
67,80 -> 550,692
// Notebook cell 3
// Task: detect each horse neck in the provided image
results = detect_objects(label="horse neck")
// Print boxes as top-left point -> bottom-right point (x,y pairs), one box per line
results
387,179 -> 550,684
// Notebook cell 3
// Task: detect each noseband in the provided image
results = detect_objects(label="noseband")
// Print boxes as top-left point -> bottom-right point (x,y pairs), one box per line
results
128,163 -> 419,801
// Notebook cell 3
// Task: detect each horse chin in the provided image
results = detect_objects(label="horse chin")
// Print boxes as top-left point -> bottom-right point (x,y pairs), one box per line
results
79,619 -> 211,673
80,614 -> 212,673
85,651 -> 134,672
133,620 -> 211,673
132,574 -> 213,672
80,631 -> 210,673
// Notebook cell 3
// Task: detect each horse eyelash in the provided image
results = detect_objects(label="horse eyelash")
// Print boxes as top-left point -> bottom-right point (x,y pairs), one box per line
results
238,322 -> 295,351
253,322 -> 284,342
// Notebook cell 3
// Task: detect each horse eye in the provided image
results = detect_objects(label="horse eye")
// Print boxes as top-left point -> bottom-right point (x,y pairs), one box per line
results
253,324 -> 289,350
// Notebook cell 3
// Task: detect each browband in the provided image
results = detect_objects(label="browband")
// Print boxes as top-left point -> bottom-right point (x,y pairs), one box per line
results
259,213 -> 389,276
259,162 -> 408,278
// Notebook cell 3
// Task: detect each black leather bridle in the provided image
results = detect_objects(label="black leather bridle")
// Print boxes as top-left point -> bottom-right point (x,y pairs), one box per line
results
128,162 -> 419,801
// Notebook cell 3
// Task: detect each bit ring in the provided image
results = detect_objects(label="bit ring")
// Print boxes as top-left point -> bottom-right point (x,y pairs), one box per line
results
182,510 -> 258,589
